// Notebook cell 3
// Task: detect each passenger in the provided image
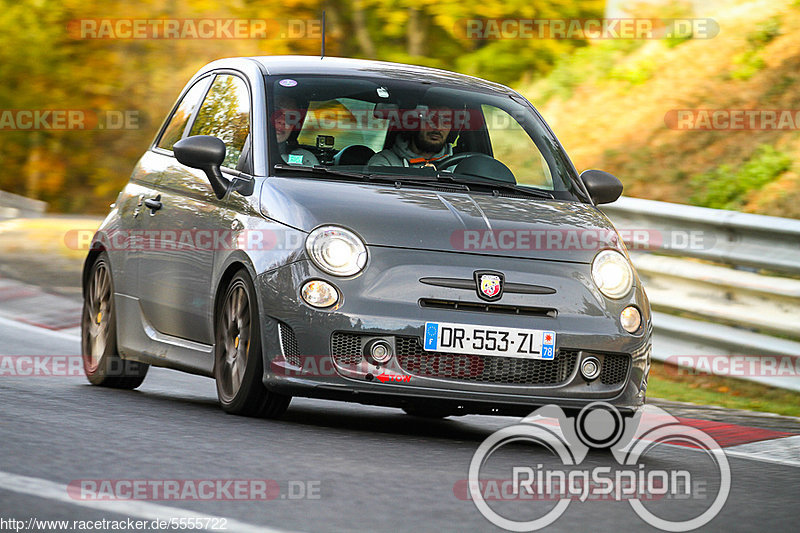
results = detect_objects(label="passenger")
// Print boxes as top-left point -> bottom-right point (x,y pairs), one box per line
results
273,95 -> 319,166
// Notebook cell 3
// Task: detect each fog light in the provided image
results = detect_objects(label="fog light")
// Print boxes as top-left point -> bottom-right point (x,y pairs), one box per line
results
301,280 -> 338,308
368,340 -> 393,364
620,306 -> 642,333
581,356 -> 601,381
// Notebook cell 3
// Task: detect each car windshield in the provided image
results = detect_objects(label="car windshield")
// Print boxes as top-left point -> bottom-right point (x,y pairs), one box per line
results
267,75 -> 583,200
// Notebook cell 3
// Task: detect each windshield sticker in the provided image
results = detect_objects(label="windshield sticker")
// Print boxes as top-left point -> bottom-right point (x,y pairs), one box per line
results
279,79 -> 298,87
287,154 -> 304,164
376,87 -> 389,98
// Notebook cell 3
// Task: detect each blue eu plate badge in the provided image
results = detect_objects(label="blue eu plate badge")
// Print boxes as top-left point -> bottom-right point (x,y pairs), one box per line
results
424,323 -> 439,350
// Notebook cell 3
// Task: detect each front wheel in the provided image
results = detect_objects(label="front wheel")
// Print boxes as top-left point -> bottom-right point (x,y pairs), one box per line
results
81,252 -> 149,389
214,270 -> 291,418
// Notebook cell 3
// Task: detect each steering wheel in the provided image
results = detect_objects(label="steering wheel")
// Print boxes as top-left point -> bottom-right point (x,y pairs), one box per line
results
433,152 -> 516,183
433,152 -> 487,171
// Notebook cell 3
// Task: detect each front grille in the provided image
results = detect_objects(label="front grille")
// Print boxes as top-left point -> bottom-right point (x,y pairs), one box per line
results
600,353 -> 630,385
278,323 -> 301,367
396,337 -> 577,385
419,299 -> 556,318
331,332 -> 363,366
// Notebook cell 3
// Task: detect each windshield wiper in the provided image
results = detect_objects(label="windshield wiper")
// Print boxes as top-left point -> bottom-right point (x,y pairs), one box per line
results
435,174 -> 555,199
273,164 -> 371,181
273,165 -> 550,197
273,164 -> 469,190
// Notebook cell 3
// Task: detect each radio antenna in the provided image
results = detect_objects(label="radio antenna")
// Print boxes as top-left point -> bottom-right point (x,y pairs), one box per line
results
320,11 -> 326,58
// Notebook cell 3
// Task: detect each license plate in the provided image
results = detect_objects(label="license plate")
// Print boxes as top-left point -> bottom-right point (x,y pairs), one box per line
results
423,322 -> 556,360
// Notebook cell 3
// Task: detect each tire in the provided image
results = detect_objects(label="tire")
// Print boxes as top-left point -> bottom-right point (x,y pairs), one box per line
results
214,270 -> 291,418
402,406 -> 452,419
81,252 -> 149,389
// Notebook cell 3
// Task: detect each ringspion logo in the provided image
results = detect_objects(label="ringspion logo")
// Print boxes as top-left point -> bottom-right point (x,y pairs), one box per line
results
468,403 -> 730,531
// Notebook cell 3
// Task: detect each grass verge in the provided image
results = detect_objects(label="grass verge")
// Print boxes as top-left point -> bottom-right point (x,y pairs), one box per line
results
649,360 -> 800,417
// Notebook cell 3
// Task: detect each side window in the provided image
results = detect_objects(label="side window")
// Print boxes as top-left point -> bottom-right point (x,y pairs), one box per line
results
189,75 -> 251,170
157,79 -> 210,151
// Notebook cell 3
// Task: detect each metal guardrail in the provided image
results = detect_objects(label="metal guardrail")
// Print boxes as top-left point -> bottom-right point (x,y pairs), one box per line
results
0,190 -> 47,220
602,196 -> 800,275
652,313 -> 800,392
601,197 -> 800,392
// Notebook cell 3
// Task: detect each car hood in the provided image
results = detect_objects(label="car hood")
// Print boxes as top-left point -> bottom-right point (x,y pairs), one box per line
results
260,177 -> 623,263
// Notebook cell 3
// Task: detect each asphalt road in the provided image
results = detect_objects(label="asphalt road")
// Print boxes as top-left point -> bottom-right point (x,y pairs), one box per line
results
1,314 -> 800,533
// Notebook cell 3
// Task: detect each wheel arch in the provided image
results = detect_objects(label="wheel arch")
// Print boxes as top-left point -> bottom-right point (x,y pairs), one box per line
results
212,254 -> 259,319
212,253 -> 284,389
82,244 -> 107,298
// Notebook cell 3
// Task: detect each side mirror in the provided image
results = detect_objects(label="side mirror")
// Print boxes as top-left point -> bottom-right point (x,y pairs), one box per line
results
579,169 -> 623,205
173,136 -> 229,199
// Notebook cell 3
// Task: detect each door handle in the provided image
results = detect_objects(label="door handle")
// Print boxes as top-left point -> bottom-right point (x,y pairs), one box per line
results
144,195 -> 162,214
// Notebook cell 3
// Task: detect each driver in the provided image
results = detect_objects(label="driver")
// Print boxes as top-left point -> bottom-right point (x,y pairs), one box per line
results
368,106 -> 453,167
273,94 -> 319,166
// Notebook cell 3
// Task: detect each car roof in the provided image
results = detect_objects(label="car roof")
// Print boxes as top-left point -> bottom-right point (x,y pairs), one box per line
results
238,55 -> 517,95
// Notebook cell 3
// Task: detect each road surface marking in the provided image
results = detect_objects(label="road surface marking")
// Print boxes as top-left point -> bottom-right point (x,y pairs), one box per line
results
0,315 -> 80,342
723,434 -> 800,467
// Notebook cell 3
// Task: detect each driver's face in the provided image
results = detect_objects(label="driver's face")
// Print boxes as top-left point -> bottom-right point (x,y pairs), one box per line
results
415,108 -> 451,151
418,126 -> 449,146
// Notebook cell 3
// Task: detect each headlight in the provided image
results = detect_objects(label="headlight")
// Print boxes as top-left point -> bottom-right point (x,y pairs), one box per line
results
305,226 -> 367,276
591,249 -> 633,299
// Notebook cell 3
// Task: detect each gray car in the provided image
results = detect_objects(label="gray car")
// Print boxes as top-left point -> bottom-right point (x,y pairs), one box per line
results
81,56 -> 651,419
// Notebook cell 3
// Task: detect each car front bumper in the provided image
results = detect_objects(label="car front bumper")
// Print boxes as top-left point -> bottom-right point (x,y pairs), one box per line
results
254,247 -> 651,415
